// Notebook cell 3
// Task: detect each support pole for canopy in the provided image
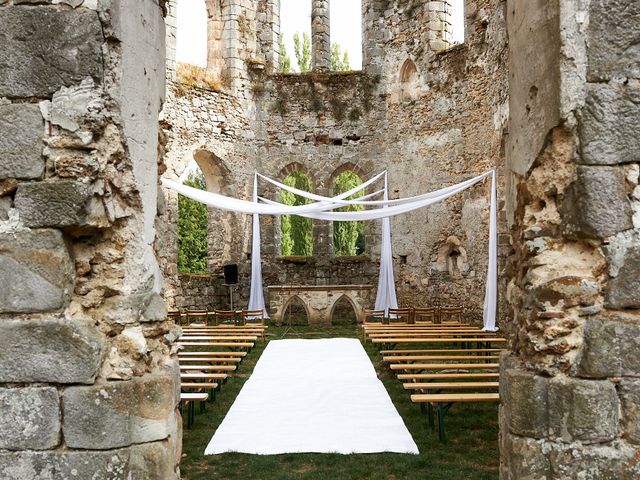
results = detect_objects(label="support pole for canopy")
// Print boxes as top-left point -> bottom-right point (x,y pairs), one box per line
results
247,173 -> 268,317
482,170 -> 498,331
374,171 -> 398,315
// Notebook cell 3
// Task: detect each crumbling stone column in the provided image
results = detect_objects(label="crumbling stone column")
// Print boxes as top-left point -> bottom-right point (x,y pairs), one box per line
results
312,0 -> 331,71
501,0 -> 640,478
0,1 -> 180,478
427,0 -> 452,51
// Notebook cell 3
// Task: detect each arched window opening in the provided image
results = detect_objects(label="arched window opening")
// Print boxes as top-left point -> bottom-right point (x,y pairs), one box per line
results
330,0 -> 362,71
331,296 -> 358,326
332,171 -> 365,256
400,59 -> 419,102
284,296 -> 310,326
281,171 -> 314,256
177,166 -> 208,273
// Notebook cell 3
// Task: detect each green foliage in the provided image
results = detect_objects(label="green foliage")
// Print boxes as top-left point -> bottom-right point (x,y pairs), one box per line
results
178,170 -> 208,273
330,43 -> 351,71
333,171 -> 365,256
293,32 -> 312,73
280,171 -> 313,256
279,35 -> 291,74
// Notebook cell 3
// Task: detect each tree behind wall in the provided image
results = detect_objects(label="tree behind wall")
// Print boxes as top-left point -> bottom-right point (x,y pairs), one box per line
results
281,172 -> 313,256
293,32 -> 312,73
178,170 -> 208,273
279,35 -> 291,73
330,43 -> 351,71
333,171 -> 365,256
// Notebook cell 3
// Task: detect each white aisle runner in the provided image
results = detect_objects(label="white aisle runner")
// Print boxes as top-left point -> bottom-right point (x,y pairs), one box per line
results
204,338 -> 419,455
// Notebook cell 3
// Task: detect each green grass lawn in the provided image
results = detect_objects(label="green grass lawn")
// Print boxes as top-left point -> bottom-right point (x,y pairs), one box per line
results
180,325 -> 499,480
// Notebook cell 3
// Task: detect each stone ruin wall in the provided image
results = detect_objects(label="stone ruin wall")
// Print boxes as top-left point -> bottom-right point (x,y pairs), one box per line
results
0,1 -> 181,478
161,0 -> 510,326
500,0 -> 640,477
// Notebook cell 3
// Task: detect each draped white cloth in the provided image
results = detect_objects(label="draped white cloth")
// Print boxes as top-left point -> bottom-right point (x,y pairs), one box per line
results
247,174 -> 268,317
374,172 -> 398,315
165,169 -> 498,330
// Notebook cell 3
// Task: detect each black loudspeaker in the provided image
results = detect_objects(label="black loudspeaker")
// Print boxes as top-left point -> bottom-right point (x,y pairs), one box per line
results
223,264 -> 238,284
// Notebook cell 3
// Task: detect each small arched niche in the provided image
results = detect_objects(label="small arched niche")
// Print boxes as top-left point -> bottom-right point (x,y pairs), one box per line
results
330,295 -> 358,326
399,59 -> 419,102
435,235 -> 469,278
283,295 -> 310,326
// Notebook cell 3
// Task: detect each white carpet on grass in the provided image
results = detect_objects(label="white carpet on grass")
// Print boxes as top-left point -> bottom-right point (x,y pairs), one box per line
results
204,338 -> 419,455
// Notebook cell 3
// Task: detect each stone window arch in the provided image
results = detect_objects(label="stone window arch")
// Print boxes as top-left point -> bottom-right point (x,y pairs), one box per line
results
280,167 -> 314,256
400,58 -> 420,102
331,168 -> 366,256
330,294 -> 358,325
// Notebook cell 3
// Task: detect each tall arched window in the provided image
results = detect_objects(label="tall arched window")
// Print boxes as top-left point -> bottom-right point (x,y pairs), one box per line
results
177,165 -> 208,273
332,170 -> 365,256
281,171 -> 313,256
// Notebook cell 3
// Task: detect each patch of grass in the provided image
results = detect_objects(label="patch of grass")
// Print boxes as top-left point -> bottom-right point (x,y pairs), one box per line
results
180,325 -> 499,480
177,62 -> 223,92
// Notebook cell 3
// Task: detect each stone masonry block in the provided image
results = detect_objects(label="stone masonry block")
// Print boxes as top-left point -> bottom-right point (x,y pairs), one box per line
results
0,442 -> 178,480
581,81 -> 640,165
548,376 -> 619,443
549,440 -> 640,480
14,180 -> 104,228
0,317 -> 104,384
63,374 -> 176,449
0,6 -> 104,98
0,387 -> 59,450
606,245 -> 640,309
500,355 -> 549,438
562,166 -> 633,238
619,379 -> 640,445
0,104 -> 44,180
500,433 -> 551,480
0,229 -> 74,313
579,313 -> 640,377
587,0 -> 640,81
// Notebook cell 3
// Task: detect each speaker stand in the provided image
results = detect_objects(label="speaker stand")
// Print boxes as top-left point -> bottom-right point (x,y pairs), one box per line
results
223,284 -> 236,310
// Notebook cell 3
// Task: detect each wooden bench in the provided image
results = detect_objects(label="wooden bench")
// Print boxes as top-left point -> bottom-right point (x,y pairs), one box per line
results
390,363 -> 500,371
410,392 -> 500,441
385,355 -> 501,362
179,364 -> 237,372
178,351 -> 247,357
178,336 -> 258,341
372,337 -> 507,346
400,372 -> 500,382
180,392 -> 209,428
181,382 -> 219,401
180,372 -> 229,382
177,342 -> 254,348
178,356 -> 242,364
381,348 -> 504,356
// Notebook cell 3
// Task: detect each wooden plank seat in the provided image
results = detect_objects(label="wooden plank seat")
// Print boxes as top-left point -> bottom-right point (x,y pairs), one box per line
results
178,356 -> 241,364
372,337 -> 507,345
180,372 -> 229,381
176,342 -> 254,348
369,331 -> 496,339
178,351 -> 247,357
181,382 -> 219,401
180,392 -> 209,427
398,372 -> 500,381
385,355 -> 501,362
381,348 -> 505,355
390,362 -> 500,371
179,364 -> 237,372
403,378 -> 500,389
178,335 -> 258,341
410,392 -> 500,441
405,381 -> 499,391
364,323 -> 472,330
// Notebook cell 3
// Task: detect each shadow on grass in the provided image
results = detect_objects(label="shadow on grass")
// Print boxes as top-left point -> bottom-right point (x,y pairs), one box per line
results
180,326 -> 499,480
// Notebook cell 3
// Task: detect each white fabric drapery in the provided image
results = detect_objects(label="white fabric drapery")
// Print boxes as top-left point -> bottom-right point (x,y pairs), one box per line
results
247,174 -> 268,317
166,169 -> 498,330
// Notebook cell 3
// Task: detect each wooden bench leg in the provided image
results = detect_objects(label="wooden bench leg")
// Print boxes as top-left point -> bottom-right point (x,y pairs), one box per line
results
427,403 -> 434,429
437,403 -> 454,442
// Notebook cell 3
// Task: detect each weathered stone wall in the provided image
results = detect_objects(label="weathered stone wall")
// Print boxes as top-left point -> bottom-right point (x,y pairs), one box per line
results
174,273 -> 222,311
0,1 -> 181,478
161,0 -> 509,326
500,0 -> 640,478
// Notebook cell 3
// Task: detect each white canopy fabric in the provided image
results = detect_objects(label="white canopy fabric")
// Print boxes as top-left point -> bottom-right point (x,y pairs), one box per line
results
166,169 -> 498,330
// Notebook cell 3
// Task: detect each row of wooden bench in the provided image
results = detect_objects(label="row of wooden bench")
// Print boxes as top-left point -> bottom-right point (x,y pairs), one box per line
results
178,323 -> 267,427
169,308 -> 266,328
365,322 -> 505,441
